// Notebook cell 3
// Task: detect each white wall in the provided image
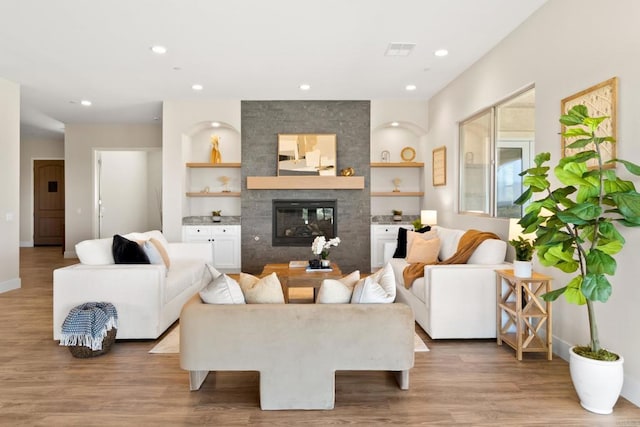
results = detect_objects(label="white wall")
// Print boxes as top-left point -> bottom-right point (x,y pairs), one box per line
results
0,77 -> 21,293
426,0 -> 640,406
19,136 -> 64,246
64,124 -> 161,256
162,100 -> 241,242
98,151 -> 155,237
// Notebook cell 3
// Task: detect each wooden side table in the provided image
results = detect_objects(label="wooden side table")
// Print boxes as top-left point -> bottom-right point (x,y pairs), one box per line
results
496,269 -> 553,360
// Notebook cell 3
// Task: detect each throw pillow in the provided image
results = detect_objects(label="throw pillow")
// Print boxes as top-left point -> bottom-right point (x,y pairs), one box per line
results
142,240 -> 164,265
316,270 -> 361,304
200,273 -> 246,304
112,234 -> 150,264
149,237 -> 171,269
406,229 -> 438,257
238,272 -> 285,304
351,262 -> 396,303
406,237 -> 441,264
393,225 -> 432,258
75,237 -> 115,265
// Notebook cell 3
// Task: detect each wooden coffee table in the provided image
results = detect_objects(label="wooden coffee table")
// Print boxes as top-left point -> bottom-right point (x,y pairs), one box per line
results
261,262 -> 342,303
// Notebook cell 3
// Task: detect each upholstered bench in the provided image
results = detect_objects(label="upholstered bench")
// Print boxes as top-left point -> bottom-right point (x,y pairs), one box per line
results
179,294 -> 415,410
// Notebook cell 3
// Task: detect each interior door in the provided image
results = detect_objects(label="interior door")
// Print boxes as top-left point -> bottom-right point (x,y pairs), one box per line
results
34,160 -> 65,246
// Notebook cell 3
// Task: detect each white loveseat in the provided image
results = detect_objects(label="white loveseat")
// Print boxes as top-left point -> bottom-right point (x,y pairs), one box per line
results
385,225 -> 507,339
53,231 -> 212,340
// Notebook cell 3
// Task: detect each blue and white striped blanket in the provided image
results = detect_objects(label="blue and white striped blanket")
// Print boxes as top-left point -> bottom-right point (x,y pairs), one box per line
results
60,302 -> 118,351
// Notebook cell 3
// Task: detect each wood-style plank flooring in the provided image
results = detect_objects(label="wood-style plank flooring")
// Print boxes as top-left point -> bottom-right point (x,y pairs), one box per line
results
1,247 -> 639,425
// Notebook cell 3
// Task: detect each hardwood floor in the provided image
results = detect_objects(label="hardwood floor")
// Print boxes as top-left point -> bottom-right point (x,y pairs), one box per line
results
1,247 -> 639,425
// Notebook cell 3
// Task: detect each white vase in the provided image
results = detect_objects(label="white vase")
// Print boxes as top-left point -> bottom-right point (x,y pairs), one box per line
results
320,259 -> 330,268
513,260 -> 532,278
570,346 -> 624,414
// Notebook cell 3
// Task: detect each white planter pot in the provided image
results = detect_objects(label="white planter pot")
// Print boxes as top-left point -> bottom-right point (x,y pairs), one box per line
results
570,346 -> 624,414
513,260 -> 532,278
320,259 -> 331,268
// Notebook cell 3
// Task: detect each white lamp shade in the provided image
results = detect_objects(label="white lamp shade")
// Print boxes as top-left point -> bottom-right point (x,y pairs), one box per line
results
421,210 -> 437,226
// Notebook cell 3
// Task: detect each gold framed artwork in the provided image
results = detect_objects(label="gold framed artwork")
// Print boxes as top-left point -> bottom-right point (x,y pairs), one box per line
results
561,77 -> 618,169
432,146 -> 446,186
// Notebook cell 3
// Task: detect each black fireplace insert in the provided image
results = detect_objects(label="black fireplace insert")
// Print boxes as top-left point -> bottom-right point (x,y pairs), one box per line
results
272,199 -> 337,246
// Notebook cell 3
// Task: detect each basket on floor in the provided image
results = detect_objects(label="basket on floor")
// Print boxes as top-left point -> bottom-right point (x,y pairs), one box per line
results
60,302 -> 118,358
68,327 -> 117,358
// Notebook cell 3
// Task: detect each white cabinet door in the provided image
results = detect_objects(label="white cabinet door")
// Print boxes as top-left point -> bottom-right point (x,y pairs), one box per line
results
211,226 -> 240,271
370,224 -> 413,269
183,225 -> 241,272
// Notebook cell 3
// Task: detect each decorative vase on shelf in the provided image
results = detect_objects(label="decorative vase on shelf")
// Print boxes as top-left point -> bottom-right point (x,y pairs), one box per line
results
210,135 -> 222,164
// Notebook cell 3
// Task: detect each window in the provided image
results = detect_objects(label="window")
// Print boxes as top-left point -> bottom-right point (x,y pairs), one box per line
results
459,87 -> 535,217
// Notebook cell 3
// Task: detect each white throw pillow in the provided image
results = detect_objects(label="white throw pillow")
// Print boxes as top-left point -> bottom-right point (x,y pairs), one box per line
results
316,270 -> 361,304
467,239 -> 507,264
351,263 -> 396,303
75,237 -> 115,265
199,273 -> 246,304
238,272 -> 285,304
435,227 -> 465,261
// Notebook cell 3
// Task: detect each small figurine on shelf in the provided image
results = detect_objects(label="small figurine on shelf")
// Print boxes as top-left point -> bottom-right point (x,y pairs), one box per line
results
218,175 -> 231,192
392,177 -> 402,192
210,135 -> 222,164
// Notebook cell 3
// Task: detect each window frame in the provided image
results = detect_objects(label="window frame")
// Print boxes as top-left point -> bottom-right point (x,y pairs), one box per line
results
458,86 -> 535,218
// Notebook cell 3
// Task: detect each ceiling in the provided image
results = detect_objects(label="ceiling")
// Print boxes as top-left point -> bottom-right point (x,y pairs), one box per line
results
0,0 -> 547,140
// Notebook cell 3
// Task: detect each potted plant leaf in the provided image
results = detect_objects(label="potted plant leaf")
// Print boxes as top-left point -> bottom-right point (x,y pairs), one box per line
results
515,105 -> 640,414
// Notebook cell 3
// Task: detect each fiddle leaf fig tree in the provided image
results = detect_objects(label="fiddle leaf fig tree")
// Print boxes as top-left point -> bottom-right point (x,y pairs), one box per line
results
515,105 -> 640,360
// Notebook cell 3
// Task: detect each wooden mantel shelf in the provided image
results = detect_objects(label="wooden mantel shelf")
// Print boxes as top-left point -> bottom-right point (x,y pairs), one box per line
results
247,176 -> 365,190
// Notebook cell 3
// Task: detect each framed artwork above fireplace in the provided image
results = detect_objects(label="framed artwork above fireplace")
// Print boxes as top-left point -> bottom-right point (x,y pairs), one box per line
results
277,134 -> 337,176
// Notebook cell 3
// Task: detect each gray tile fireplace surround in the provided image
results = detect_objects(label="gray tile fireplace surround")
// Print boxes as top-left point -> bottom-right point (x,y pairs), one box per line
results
241,101 -> 371,274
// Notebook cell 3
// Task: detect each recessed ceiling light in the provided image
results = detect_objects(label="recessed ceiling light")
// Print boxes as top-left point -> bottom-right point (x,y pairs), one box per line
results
299,83 -> 311,91
80,100 -> 92,106
405,84 -> 417,91
434,49 -> 449,57
192,84 -> 203,91
150,45 -> 167,54
391,122 -> 400,127
211,122 -> 221,128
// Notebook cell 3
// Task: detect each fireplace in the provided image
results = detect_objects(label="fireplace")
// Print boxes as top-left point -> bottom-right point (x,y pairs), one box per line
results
272,199 -> 337,246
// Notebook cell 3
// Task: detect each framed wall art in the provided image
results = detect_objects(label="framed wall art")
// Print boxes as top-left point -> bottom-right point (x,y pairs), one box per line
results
277,134 -> 336,176
561,77 -> 618,169
432,146 -> 446,186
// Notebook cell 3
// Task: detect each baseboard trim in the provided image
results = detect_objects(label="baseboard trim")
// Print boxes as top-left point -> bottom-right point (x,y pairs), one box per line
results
20,240 -> 34,247
63,250 -> 77,259
0,277 -> 21,294
553,336 -> 640,408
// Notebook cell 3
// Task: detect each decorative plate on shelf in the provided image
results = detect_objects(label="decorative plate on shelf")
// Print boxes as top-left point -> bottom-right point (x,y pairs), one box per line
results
400,146 -> 416,161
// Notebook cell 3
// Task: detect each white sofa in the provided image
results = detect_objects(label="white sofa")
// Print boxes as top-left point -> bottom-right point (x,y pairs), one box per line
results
53,231 -> 212,340
385,225 -> 508,339
179,294 -> 415,410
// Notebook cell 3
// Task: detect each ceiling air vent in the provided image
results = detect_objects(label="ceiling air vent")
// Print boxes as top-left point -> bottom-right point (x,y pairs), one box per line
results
385,43 -> 416,57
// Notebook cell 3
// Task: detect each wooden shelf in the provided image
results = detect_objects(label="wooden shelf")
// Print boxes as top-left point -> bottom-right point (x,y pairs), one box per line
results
186,162 -> 241,168
371,191 -> 424,197
246,176 -> 365,190
371,162 -> 424,168
186,192 -> 241,197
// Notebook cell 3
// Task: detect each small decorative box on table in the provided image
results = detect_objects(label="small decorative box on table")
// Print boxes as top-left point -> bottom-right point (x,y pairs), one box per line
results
495,269 -> 552,360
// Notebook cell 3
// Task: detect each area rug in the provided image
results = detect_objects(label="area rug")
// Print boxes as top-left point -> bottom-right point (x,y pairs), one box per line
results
149,325 -> 429,353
